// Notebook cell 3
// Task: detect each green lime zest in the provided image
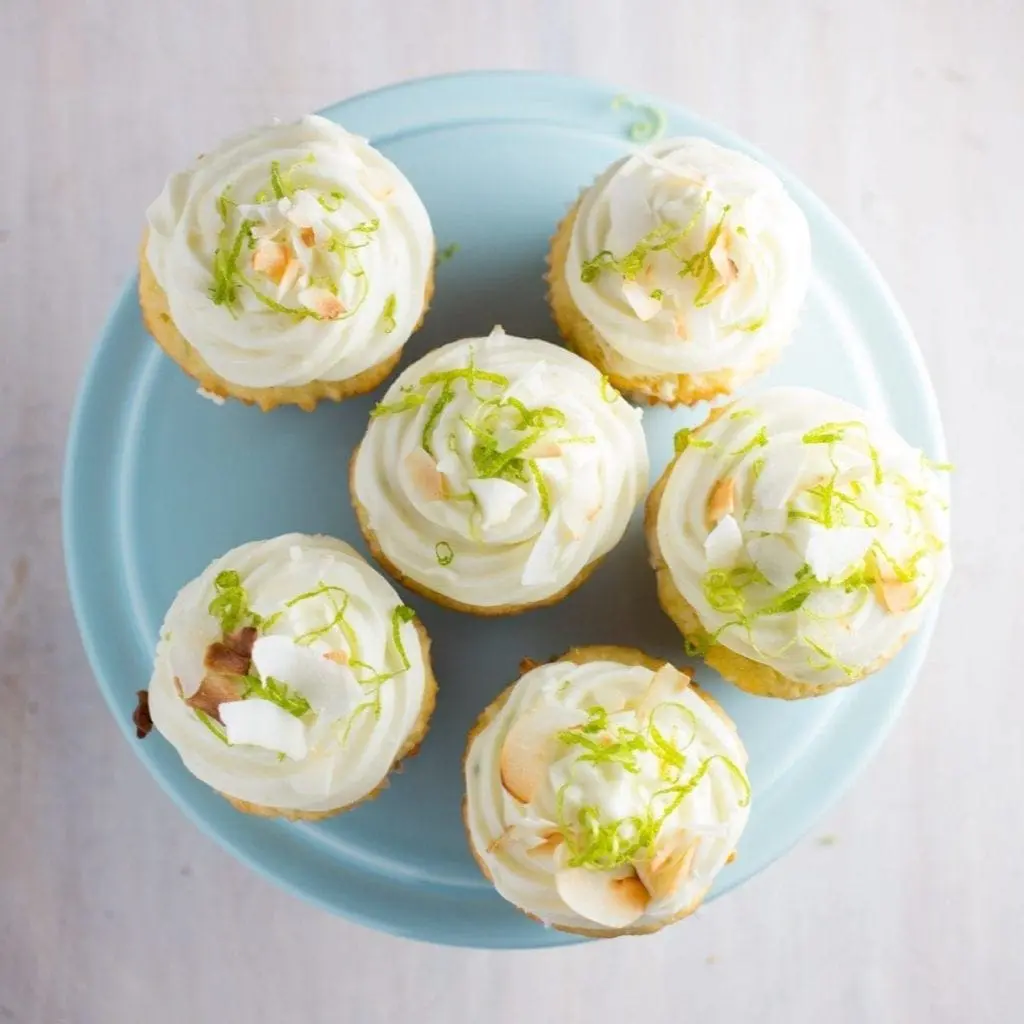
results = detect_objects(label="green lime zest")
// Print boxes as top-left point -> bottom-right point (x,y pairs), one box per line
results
436,242 -> 460,265
371,393 -> 428,418
650,288 -> 664,300
528,460 -> 551,519
381,293 -> 397,334
420,366 -> 509,389
241,674 -> 312,718
316,189 -> 346,212
208,570 -> 265,634
391,604 -> 416,671
353,217 -> 381,234
269,160 -> 289,200
422,384 -> 456,456
209,216 -> 256,309
600,375 -> 619,402
435,541 -> 454,566
581,218 -> 690,283
731,426 -> 769,456
801,420 -> 867,446
804,638 -> 858,679
684,204 -> 731,307
611,94 -> 668,143
731,315 -> 767,333
242,278 -> 319,319
195,708 -> 230,744
656,754 -> 751,817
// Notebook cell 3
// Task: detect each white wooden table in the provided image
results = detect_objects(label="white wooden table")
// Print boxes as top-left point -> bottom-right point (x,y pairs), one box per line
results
1,2 -> 1018,1021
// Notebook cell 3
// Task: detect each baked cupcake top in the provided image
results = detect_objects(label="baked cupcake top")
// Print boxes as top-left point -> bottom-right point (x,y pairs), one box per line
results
464,650 -> 750,934
352,328 -> 649,609
147,534 -> 431,813
656,387 -> 952,685
564,137 -> 810,380
145,115 -> 433,389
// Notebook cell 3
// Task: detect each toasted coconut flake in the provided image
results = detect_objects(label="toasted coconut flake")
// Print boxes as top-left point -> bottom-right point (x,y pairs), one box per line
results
555,868 -> 650,929
185,672 -> 245,721
468,477 -> 526,528
805,526 -> 874,582
706,477 -> 736,527
704,514 -> 743,568
204,642 -> 250,677
673,312 -> 689,340
622,280 -> 662,321
324,649 -> 349,665
133,690 -> 153,739
252,240 -> 290,283
405,449 -> 448,502
277,258 -> 301,298
299,226 -> 316,248
874,577 -> 916,614
519,657 -> 539,674
635,662 -> 691,721
298,286 -> 345,320
638,836 -> 700,903
220,698 -> 308,760
499,707 -> 578,803
527,830 -> 564,858
522,439 -> 563,460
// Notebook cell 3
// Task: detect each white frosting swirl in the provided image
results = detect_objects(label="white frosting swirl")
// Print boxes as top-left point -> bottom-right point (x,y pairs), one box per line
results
147,534 -> 431,813
465,655 -> 750,932
565,137 -> 810,380
656,387 -> 952,685
352,329 -> 649,609
146,115 -> 433,388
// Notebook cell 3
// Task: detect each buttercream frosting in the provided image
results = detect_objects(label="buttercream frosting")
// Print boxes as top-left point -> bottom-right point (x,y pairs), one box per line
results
147,534 -> 431,813
655,387 -> 952,684
146,115 -> 433,388
352,329 -> 649,609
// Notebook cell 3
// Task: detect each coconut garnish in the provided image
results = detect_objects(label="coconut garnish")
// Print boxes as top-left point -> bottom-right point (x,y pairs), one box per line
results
704,514 -> 743,567
467,477 -> 527,528
555,868 -> 650,929
804,526 -> 874,582
220,698 -> 309,761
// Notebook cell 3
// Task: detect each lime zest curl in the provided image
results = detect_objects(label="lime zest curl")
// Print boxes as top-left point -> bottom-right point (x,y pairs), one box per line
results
553,699 -> 750,871
611,94 -> 668,143
435,541 -> 454,566
381,293 -> 397,334
241,674 -> 312,718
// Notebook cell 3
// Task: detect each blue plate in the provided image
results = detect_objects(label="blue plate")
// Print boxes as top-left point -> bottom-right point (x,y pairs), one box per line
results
63,71 -> 946,948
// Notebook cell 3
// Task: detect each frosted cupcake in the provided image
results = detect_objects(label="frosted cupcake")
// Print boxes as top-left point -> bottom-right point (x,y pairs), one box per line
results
141,115 -> 434,410
464,647 -> 751,937
549,137 -> 811,405
145,534 -> 436,819
350,328 -> 649,615
646,388 -> 952,699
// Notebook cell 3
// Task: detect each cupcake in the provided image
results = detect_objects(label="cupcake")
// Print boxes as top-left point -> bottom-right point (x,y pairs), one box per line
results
146,534 -> 436,819
350,327 -> 649,615
141,115 -> 434,410
464,646 -> 751,937
646,387 -> 952,699
548,137 -> 810,405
